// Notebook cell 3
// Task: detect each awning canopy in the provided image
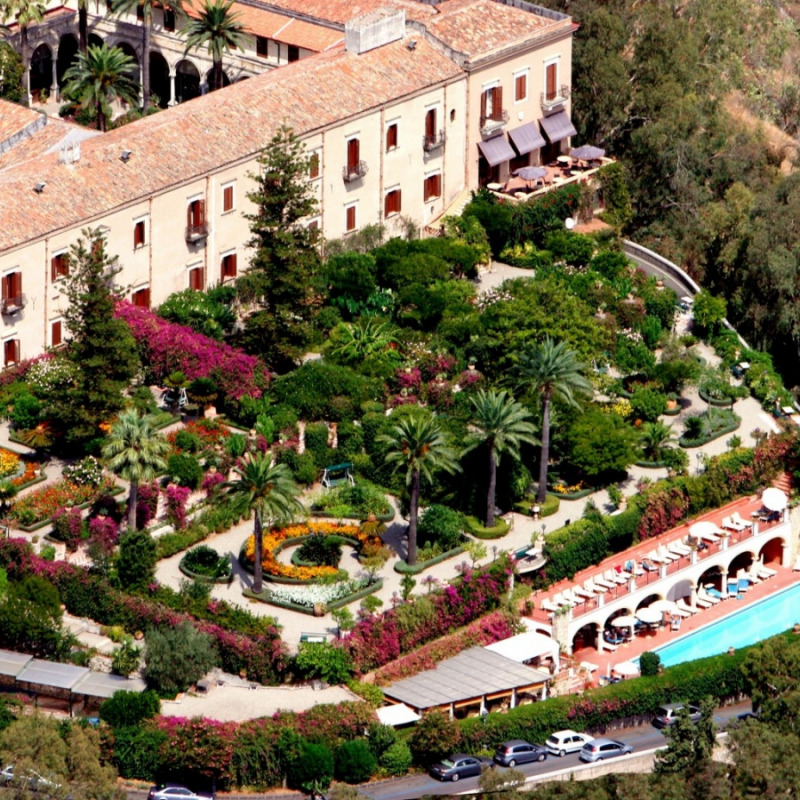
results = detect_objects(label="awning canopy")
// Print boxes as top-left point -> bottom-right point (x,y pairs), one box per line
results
509,123 -> 546,155
485,631 -> 559,668
540,110 -> 577,143
376,703 -> 421,727
478,135 -> 516,167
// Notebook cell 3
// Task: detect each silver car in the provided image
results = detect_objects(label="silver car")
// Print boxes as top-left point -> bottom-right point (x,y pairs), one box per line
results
579,738 -> 633,762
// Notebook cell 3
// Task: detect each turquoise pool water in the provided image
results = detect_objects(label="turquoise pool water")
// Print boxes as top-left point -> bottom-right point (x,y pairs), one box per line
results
652,581 -> 800,667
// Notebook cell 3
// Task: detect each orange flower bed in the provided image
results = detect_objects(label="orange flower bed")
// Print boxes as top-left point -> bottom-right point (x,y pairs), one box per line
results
243,521 -> 382,581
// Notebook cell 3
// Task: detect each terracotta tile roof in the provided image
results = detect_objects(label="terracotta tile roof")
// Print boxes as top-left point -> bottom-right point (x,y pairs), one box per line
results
425,0 -> 570,59
182,0 -> 344,51
263,0 -> 435,26
0,37 -> 463,252
0,103 -> 43,144
4,4 -> 73,29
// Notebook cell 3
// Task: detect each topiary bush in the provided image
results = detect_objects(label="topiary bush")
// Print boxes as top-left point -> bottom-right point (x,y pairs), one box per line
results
640,651 -> 661,677
180,545 -> 231,581
296,535 -> 343,568
335,739 -> 377,784
100,689 -> 160,729
286,741 -> 334,791
380,741 -> 413,776
417,504 -> 464,550
630,387 -> 668,422
166,453 -> 203,489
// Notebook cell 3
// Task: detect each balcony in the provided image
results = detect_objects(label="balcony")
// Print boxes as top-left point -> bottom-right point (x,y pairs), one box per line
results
342,160 -> 368,182
185,223 -> 209,244
541,85 -> 570,112
423,130 -> 446,152
1,295 -> 26,316
480,110 -> 509,138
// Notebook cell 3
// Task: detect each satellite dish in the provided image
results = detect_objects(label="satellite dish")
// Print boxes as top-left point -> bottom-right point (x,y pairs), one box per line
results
565,217 -> 576,230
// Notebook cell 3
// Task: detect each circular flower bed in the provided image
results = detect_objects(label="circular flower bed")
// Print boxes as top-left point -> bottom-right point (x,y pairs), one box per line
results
242,521 -> 382,582
180,545 -> 232,583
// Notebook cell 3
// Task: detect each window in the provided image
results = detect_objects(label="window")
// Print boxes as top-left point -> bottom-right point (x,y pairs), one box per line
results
163,7 -> 175,30
222,184 -> 234,212
345,204 -> 357,233
384,189 -> 401,217
221,252 -> 237,280
309,152 -> 320,179
3,339 -> 19,368
346,138 -> 360,171
288,45 -> 299,62
515,71 -> 528,102
425,108 -> 436,139
189,267 -> 204,291
187,199 -> 206,231
423,173 -> 441,201
131,287 -> 150,308
545,62 -> 557,101
51,320 -> 62,348
480,85 -> 503,122
307,218 -> 320,231
133,219 -> 146,249
1,272 -> 22,309
51,252 -> 69,281
256,36 -> 269,58
386,122 -> 398,151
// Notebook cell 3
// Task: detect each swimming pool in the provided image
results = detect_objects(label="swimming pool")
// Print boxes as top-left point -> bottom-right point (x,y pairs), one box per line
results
651,581 -> 800,668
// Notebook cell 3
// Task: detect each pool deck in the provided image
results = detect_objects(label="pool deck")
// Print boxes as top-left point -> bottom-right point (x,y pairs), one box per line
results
524,489 -> 799,686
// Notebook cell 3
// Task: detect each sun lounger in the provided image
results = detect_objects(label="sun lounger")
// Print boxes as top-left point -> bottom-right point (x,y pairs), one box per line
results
677,598 -> 699,615
793,556 -> 800,572
756,559 -> 777,578
594,575 -> 617,591
657,545 -> 679,563
703,584 -> 725,601
647,550 -> 668,565
671,606 -> 691,618
722,516 -> 745,532
586,578 -> 607,595
552,592 -> 572,608
541,598 -> 561,613
669,541 -> 692,557
731,512 -> 753,529
694,595 -> 713,609
562,588 -> 582,606
580,661 -> 599,673
605,569 -> 627,585
573,585 -> 595,600
697,588 -> 721,605
670,617 -> 682,631
624,559 -> 644,577
641,558 -> 658,572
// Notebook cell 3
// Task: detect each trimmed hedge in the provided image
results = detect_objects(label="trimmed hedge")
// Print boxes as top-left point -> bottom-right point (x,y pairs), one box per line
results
679,420 -> 740,448
698,388 -> 735,407
463,516 -> 511,539
514,494 -> 561,517
394,545 -> 466,574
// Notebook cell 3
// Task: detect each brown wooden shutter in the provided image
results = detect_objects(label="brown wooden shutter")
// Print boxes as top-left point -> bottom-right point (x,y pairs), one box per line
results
134,221 -> 145,248
309,153 -> 320,179
346,206 -> 356,231
493,86 -> 503,119
546,63 -> 557,100
223,185 -> 234,211
386,124 -> 397,151
1,275 -> 9,302
516,74 -> 526,101
51,321 -> 62,347
189,268 -> 204,291
11,272 -> 21,298
480,89 -> 488,121
4,339 -> 19,366
425,109 -> 436,139
347,139 -> 359,169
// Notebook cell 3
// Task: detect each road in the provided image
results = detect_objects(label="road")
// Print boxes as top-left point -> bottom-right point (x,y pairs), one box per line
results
361,701 -> 751,800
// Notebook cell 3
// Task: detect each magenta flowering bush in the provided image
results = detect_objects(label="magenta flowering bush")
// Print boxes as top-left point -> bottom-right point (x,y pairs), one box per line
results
395,367 -> 422,391
115,301 -> 269,400
165,484 -> 191,530
136,481 -> 160,529
51,506 -> 85,550
201,471 -> 225,498
340,557 -> 511,673
88,515 -> 119,555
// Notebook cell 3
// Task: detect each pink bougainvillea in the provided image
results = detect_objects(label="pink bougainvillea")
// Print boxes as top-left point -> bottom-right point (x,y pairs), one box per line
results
201,471 -> 225,498
136,481 -> 160,530
88,515 -> 119,555
115,301 -> 269,400
164,484 -> 191,530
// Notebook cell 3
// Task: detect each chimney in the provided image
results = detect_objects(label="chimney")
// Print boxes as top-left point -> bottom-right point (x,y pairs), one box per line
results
345,8 -> 405,54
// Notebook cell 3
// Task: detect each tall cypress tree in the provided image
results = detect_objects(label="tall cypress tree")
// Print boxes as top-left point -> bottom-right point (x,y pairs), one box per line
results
244,125 -> 321,370
50,229 -> 139,449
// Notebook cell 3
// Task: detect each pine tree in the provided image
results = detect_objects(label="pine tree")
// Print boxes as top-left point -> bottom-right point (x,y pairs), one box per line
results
50,229 -> 139,449
245,125 -> 321,368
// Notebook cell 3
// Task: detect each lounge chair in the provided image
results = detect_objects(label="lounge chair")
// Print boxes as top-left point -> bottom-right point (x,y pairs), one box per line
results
677,598 -> 700,615
541,598 -> 561,613
647,549 -> 668,565
703,584 -> 725,601
585,578 -> 607,595
579,661 -> 599,674
756,559 -> 777,578
552,592 -> 573,608
594,574 -> 617,591
573,585 -> 595,600
722,516 -> 742,532
744,566 -> 763,584
669,541 -> 692,557
671,606 -> 691,618
625,559 -> 644,577
605,568 -> 627,585
731,511 -> 753,529
641,557 -> 658,572
697,587 -> 721,605
694,595 -> 713,609
793,556 -> 800,572
670,616 -> 682,631
562,588 -> 582,606
657,544 -> 679,563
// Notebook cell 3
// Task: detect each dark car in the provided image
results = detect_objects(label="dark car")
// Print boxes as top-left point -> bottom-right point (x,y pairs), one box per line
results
148,784 -> 214,800
429,754 -> 491,782
579,738 -> 633,763
652,703 -> 702,729
493,739 -> 548,767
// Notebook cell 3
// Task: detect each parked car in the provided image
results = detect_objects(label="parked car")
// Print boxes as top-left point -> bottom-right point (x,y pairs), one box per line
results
579,738 -> 633,763
493,739 -> 548,767
428,754 -> 492,781
652,703 -> 702,728
545,730 -> 594,757
0,764 -> 62,793
147,784 -> 214,800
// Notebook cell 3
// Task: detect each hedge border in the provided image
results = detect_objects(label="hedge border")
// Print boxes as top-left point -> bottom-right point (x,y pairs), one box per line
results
514,494 -> 561,517
242,577 -> 383,614
178,553 -> 233,584
309,508 -> 395,523
464,516 -> 511,539
17,484 -> 124,532
698,388 -> 736,407
635,459 -> 668,469
679,420 -> 741,449
394,545 -> 466,574
548,486 -> 595,500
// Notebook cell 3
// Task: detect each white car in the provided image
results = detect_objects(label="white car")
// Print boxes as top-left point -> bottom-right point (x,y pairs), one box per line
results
0,764 -> 61,792
545,730 -> 594,757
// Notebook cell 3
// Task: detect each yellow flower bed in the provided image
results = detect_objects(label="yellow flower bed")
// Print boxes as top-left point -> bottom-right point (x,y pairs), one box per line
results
553,481 -> 585,495
243,520 -> 381,581
0,448 -> 20,479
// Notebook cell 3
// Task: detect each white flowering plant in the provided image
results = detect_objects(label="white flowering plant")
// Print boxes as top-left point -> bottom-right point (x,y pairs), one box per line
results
267,577 -> 372,609
26,356 -> 77,395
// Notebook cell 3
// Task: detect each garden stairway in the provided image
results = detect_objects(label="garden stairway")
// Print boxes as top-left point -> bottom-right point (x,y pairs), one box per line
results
773,471 -> 793,496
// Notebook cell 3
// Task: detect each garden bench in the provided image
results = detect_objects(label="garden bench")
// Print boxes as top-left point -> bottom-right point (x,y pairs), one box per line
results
321,462 -> 354,489
299,632 -> 328,643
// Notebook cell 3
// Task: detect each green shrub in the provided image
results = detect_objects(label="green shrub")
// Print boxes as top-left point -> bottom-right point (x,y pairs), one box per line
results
336,420 -> 364,459
10,392 -> 42,430
335,739 -> 377,784
630,388 -> 667,422
268,403 -> 299,434
286,741 -> 334,791
542,230 -> 594,267
640,651 -> 661,677
542,520 -> 609,583
295,642 -> 353,684
173,429 -> 200,453
305,423 -> 330,466
166,453 -> 203,489
117,531 -> 157,591
366,722 -> 396,758
111,726 -> 168,780
181,545 -> 230,580
296,535 -> 342,567
144,622 -> 218,696
380,741 -> 413,776
313,482 -> 392,519
463,516 -> 511,539
418,504 -> 464,550
39,545 -> 56,561
100,689 -> 160,729
410,709 -> 462,766
640,315 -> 663,349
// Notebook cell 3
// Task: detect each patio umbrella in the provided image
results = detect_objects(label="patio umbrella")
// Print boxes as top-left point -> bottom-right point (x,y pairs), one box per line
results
649,599 -> 678,614
762,487 -> 787,512
690,520 -> 721,541
513,166 -> 548,181
570,145 -> 605,160
611,615 -> 638,627
613,661 -> 640,677
636,607 -> 662,625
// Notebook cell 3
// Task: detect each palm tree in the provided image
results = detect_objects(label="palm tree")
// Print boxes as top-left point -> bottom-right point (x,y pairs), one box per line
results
111,0 -> 183,109
225,453 -> 302,594
640,421 -> 675,462
182,0 -> 244,92
0,0 -> 45,102
379,411 -> 460,565
464,389 -> 539,528
102,409 -> 169,530
516,337 -> 592,504
77,0 -> 88,53
329,319 -> 400,367
62,43 -> 140,131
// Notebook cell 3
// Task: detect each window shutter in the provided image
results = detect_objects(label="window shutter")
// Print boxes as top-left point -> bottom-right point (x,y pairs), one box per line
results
425,109 -> 435,139
516,74 -> 526,101
223,186 -> 234,211
493,86 -> 503,118
11,272 -> 21,298
51,256 -> 58,282
546,64 -> 557,99
347,139 -> 359,169
51,321 -> 62,347
480,90 -> 488,121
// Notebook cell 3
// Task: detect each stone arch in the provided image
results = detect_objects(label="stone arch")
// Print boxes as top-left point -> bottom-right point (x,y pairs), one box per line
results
635,592 -> 663,611
29,43 -> 53,102
56,33 -> 78,87
115,40 -> 140,81
175,59 -> 200,103
205,67 -> 230,91
88,33 -> 104,50
235,75 -> 250,82
697,562 -> 726,593
665,578 -> 693,603
727,550 -> 755,577
759,536 -> 785,566
572,621 -> 599,654
149,50 -> 170,107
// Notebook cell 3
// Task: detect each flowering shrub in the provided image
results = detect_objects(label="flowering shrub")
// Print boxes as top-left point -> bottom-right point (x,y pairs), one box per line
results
116,301 -> 269,400
25,357 -> 77,395
88,515 -> 120,553
11,461 -> 40,489
165,484 -> 191,530
0,449 -> 20,479
167,419 -> 230,453
201,470 -> 225,498
11,476 -> 117,527
62,456 -> 104,487
243,521 -> 379,582
340,557 -> 511,673
137,481 -> 160,529
267,577 -> 372,609
51,506 -> 85,550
